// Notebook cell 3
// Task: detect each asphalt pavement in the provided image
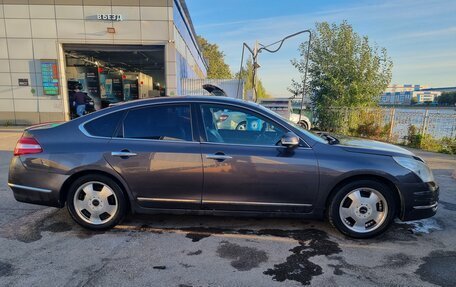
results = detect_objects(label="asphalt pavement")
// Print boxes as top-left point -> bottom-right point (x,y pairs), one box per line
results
0,130 -> 455,287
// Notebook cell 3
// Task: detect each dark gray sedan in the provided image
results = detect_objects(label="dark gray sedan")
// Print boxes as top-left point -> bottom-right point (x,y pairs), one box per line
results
8,96 -> 438,238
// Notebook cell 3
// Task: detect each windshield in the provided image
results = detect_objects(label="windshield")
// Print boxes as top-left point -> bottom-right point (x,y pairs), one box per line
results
253,103 -> 327,144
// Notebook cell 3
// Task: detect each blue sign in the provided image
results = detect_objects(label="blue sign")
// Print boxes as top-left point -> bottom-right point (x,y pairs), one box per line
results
40,60 -> 59,95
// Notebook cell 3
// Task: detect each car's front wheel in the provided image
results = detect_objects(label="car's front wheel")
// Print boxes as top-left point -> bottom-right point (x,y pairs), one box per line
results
67,174 -> 127,230
329,180 -> 396,238
299,121 -> 309,130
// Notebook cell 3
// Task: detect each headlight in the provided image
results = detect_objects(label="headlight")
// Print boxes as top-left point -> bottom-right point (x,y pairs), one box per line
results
393,156 -> 434,182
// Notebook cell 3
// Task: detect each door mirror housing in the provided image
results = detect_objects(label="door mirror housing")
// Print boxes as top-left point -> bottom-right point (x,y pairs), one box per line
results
280,132 -> 300,148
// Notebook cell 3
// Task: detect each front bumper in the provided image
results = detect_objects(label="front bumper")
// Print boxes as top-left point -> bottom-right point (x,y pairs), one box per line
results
8,156 -> 68,208
399,181 -> 439,221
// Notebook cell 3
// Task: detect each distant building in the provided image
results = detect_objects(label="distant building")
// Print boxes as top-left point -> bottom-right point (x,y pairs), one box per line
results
414,90 -> 441,103
380,84 -> 442,105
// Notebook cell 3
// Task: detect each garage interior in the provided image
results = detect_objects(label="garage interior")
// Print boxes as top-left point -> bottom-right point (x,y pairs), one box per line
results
63,44 -> 166,118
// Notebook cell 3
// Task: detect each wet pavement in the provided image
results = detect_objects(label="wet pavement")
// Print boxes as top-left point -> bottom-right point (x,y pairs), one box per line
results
0,131 -> 455,286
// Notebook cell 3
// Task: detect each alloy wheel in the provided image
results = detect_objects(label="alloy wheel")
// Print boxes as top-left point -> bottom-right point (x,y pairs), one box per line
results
338,187 -> 388,233
73,181 -> 118,225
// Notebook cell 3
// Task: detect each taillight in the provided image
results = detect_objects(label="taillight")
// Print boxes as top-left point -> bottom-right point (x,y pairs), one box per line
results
14,136 -> 43,156
219,114 -> 229,122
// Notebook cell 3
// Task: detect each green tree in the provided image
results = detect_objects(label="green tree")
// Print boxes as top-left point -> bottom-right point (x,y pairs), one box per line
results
437,92 -> 456,106
290,21 -> 393,130
197,36 -> 232,79
235,58 -> 270,100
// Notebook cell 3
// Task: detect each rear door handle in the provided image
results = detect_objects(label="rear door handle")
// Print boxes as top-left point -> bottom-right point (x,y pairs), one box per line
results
111,151 -> 137,157
206,154 -> 232,161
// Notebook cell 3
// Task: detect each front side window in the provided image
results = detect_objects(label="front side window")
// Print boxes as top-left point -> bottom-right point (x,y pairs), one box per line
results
200,104 -> 287,146
122,105 -> 192,141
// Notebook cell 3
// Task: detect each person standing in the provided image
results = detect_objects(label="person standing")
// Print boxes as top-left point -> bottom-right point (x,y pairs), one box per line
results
74,88 -> 87,117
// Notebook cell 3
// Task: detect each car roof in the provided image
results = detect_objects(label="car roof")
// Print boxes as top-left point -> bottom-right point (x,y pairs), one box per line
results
110,96 -> 252,109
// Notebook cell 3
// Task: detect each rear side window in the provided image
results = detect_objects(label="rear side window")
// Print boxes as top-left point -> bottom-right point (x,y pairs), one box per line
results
84,111 -> 124,137
122,105 -> 192,141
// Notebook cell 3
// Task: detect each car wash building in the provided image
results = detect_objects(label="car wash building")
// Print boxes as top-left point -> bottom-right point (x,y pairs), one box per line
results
0,0 -> 207,124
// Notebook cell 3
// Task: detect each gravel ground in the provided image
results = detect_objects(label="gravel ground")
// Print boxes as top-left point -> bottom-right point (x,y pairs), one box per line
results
0,131 -> 455,287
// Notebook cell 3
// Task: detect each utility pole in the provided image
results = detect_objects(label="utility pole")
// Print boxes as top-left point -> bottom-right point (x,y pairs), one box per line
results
252,41 -> 259,102
237,30 -> 311,108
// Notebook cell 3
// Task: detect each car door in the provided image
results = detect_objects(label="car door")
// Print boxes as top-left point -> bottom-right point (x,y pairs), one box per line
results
198,103 -> 318,213
104,103 -> 203,209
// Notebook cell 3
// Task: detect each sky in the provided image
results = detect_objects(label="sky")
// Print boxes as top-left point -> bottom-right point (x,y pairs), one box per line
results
186,0 -> 456,97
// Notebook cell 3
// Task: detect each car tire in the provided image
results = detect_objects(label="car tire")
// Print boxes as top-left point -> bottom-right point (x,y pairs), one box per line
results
328,179 -> 396,238
236,121 -> 247,131
67,174 -> 127,230
299,121 -> 309,130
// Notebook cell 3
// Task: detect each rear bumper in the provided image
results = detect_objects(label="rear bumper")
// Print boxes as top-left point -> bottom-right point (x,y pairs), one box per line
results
8,156 -> 67,208
399,181 -> 439,221
8,183 -> 61,207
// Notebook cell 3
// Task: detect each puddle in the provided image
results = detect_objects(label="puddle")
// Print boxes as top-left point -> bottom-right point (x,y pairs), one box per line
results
416,250 -> 456,286
263,229 -> 341,285
440,201 -> 456,211
395,218 -> 443,234
217,241 -> 268,271
187,250 -> 202,256
42,222 -> 72,233
0,261 -> 14,277
181,227 -> 230,242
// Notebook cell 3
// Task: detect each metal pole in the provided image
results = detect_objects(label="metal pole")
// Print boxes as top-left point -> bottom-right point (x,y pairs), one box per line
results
299,32 -> 311,123
239,30 -> 312,107
421,108 -> 429,136
237,43 -> 255,100
253,41 -> 259,102
388,108 -> 395,142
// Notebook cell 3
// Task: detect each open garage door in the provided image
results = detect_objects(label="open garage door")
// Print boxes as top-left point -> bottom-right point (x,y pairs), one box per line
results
63,44 -> 165,119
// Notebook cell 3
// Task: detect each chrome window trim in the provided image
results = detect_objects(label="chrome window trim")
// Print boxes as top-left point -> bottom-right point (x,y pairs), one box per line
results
202,200 -> 312,207
201,141 -> 312,150
77,99 -> 312,148
137,197 -> 200,203
8,183 -> 52,193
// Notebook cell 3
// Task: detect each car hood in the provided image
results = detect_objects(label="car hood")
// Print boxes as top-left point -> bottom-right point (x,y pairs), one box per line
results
335,136 -> 414,157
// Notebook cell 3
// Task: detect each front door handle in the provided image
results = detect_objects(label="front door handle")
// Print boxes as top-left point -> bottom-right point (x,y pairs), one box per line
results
206,154 -> 232,161
111,151 -> 137,157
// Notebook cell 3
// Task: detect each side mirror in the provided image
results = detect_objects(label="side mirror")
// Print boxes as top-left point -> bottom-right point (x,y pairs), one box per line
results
280,132 -> 300,148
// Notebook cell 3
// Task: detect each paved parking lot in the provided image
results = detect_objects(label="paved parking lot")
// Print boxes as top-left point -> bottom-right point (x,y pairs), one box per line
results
0,130 -> 455,286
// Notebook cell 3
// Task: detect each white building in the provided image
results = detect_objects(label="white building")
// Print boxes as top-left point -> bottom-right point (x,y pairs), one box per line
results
380,84 -> 441,105
0,0 -> 207,124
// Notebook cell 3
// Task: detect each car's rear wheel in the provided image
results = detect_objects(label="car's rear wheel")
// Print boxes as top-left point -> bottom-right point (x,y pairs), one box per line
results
67,174 -> 127,230
329,180 -> 396,238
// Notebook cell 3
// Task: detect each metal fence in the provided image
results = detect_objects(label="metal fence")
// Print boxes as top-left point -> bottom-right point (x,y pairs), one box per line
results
319,107 -> 456,143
